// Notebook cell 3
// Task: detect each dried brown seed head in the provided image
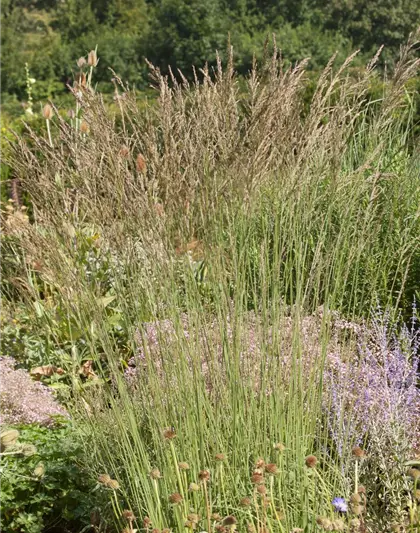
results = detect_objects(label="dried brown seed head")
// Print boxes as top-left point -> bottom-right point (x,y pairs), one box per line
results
136,153 -> 146,173
168,492 -> 183,504
42,104 -> 54,120
88,50 -> 98,67
265,463 -> 278,475
211,513 -> 222,521
239,497 -> 252,507
98,474 -> 111,485
256,485 -> 266,495
77,57 -> 86,68
251,472 -> 264,484
255,458 -> 265,469
122,510 -> 136,521
351,447 -> 366,459
163,427 -> 176,440
274,442 -> 286,451
178,462 -> 190,470
198,469 -> 210,481
305,455 -> 317,468
150,468 -> 161,479
80,121 -> 90,134
408,468 -> 420,480
222,516 -> 237,526
107,479 -> 120,490
350,493 -> 361,504
215,453 -> 226,462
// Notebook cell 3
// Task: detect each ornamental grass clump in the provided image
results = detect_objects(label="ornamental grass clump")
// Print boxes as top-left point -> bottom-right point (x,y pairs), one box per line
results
2,30 -> 420,533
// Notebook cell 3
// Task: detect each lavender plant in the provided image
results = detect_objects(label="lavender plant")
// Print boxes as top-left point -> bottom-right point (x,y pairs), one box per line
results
325,308 -> 420,526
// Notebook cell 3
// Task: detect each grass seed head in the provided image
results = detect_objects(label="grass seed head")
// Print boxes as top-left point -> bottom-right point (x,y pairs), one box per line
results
215,453 -> 226,462
178,462 -> 190,470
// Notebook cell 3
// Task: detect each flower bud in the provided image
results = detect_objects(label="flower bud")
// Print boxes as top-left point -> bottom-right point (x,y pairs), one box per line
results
42,104 -> 54,120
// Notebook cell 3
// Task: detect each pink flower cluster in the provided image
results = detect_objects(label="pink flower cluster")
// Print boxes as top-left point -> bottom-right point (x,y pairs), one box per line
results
0,357 -> 67,426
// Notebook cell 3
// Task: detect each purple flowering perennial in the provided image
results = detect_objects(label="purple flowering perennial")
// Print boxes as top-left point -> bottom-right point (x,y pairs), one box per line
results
0,357 -> 67,427
332,497 -> 348,513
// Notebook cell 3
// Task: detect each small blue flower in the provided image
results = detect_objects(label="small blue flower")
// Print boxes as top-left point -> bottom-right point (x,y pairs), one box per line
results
332,497 -> 348,513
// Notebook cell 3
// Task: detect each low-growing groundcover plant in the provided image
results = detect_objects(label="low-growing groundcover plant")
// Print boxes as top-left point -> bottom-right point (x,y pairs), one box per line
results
1,31 -> 420,533
0,424 -> 95,533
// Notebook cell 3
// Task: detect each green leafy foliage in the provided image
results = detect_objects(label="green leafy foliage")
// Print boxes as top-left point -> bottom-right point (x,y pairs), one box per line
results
0,424 -> 95,533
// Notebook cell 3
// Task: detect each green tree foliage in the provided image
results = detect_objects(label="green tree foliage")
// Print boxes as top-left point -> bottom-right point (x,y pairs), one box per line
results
1,0 -> 419,104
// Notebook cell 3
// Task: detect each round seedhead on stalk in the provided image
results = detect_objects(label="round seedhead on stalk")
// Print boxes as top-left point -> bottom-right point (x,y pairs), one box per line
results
305,455 -> 317,468
150,467 -> 162,479
178,462 -> 190,470
42,104 -> 54,147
